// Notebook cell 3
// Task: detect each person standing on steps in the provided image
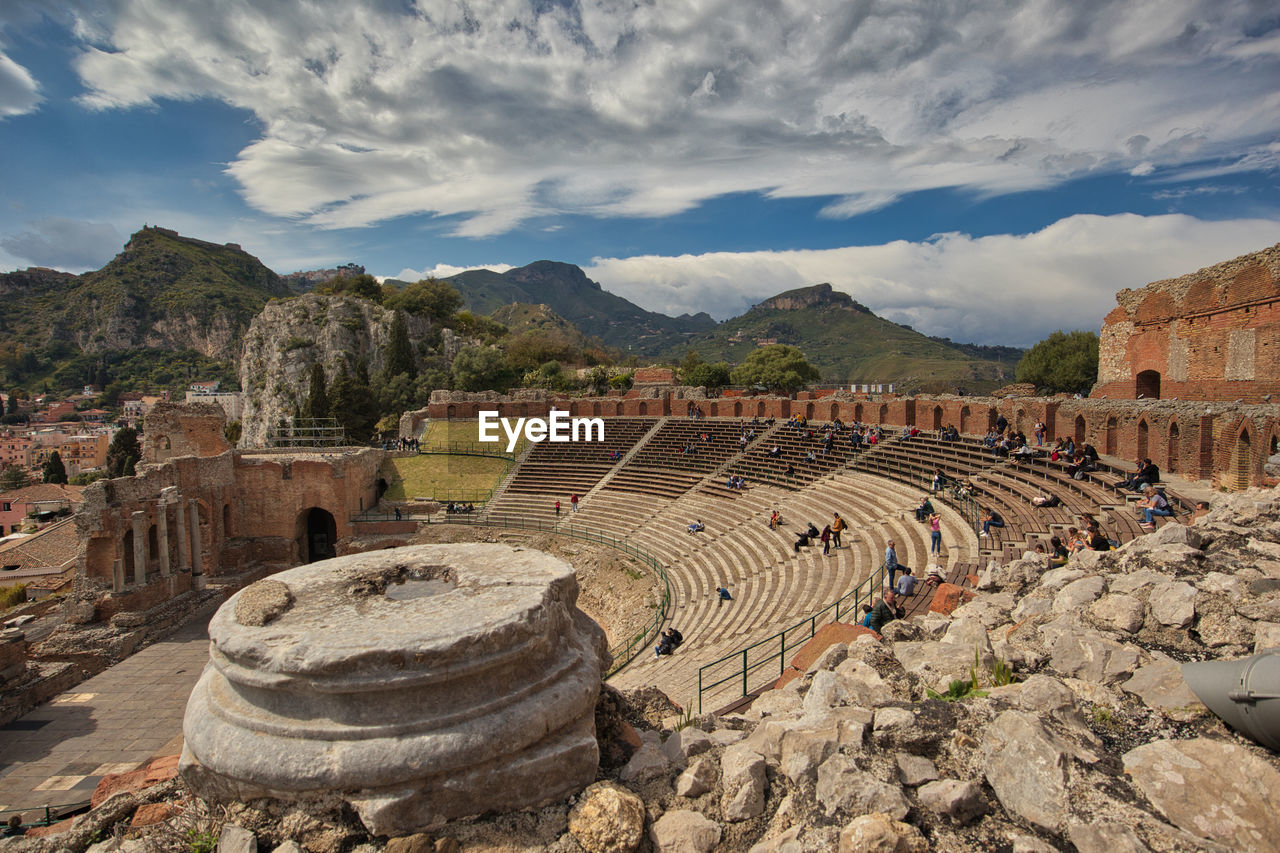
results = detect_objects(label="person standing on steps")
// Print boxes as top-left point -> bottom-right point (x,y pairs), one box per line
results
884,540 -> 906,587
554,499 -> 561,517
820,524 -> 832,555
929,512 -> 942,555
831,512 -> 846,548
570,493 -> 579,512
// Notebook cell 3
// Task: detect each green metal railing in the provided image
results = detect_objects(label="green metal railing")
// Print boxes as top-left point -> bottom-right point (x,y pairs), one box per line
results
697,566 -> 884,713
437,514 -> 670,678
416,441 -> 519,460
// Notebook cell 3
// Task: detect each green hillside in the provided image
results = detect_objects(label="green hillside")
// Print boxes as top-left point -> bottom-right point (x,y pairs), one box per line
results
667,284 -> 1021,394
445,261 -> 715,353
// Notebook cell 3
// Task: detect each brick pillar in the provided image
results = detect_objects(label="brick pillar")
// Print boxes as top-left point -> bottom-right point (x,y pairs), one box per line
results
189,499 -> 205,591
131,510 -> 147,587
156,503 -> 171,578
175,496 -> 190,572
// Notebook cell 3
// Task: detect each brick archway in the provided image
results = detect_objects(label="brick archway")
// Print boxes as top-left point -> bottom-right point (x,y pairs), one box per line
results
1105,416 -> 1118,456
1136,370 -> 1161,400
1137,419 -> 1149,461
1074,415 -> 1086,445
1167,422 -> 1180,473
1232,429 -> 1253,491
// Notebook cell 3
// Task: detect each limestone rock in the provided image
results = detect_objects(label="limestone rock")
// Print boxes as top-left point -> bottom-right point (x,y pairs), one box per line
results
720,744 -> 768,822
675,755 -> 717,798
747,826 -> 803,853
233,579 -> 294,626
980,711 -> 1069,832
940,616 -> 993,655
1044,625 -> 1140,684
218,825 -> 257,853
568,782 -> 646,853
916,778 -> 986,824
837,812 -> 927,853
1254,620 -> 1280,652
1089,593 -> 1146,634
181,544 -> 609,835
1053,575 -> 1106,613
1124,737 -> 1280,850
779,726 -> 839,785
892,640 -> 991,692
271,843 -> 305,853
1011,836 -> 1060,853
894,752 -> 938,787
661,727 -> 713,764
384,835 -> 434,853
649,810 -> 721,853
1110,570 -> 1165,595
1200,572 -> 1244,596
1121,654 -> 1203,715
1148,581 -> 1196,628
620,741 -> 669,784
816,755 -> 909,820
1066,819 -> 1150,853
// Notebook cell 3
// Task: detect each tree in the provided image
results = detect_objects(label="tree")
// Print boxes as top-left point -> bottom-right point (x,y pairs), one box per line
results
0,464 -> 29,491
1016,330 -> 1099,394
224,420 -> 242,446
6,392 -> 18,416
730,345 -> 821,393
685,361 -> 733,390
328,362 -> 378,444
318,273 -> 383,303
306,363 -> 330,421
42,451 -> 67,484
451,346 -> 517,392
384,278 -> 463,321
382,311 -> 416,381
106,427 -> 142,478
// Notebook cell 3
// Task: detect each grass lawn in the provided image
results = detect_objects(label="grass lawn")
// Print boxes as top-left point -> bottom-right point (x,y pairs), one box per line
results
383,418 -> 527,502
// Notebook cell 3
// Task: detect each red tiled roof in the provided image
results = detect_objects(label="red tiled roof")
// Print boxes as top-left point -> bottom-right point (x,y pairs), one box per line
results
0,483 -> 85,504
0,518 -> 78,578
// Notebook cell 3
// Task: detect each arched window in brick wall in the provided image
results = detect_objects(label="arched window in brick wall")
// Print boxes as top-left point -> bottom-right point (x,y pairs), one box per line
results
122,528 -> 135,578
638,402 -> 648,416
855,404 -> 864,423
446,405 -> 456,419
878,404 -> 888,424
734,401 -> 743,417
757,401 -> 766,417
960,406 -> 971,434
1168,423 -> 1180,473
147,524 -> 158,572
830,403 -> 839,420
1137,420 -> 1149,461
1105,416 -> 1118,456
932,406 -> 943,430
223,503 -> 232,537
1136,370 -> 1161,400
1074,415 -> 1086,445
592,402 -> 601,416
805,403 -> 815,419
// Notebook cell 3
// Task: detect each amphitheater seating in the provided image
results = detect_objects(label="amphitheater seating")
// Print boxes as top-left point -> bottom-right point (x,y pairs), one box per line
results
728,421 -> 867,489
605,418 -> 755,498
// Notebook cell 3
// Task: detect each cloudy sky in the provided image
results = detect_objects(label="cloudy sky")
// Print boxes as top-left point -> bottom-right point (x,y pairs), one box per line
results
1,0 -> 1277,346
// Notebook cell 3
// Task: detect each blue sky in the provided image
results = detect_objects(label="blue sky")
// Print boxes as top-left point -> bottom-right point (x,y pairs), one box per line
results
1,1 -> 1278,346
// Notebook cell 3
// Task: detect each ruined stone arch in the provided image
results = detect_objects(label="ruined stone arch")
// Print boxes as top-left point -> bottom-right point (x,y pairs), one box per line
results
734,401 -> 743,417
1105,416 -> 1118,456
805,402 -> 815,419
1135,370 -> 1161,400
830,402 -> 839,420
591,401 -> 601,417
960,406 -> 971,434
1167,422 -> 1181,473
638,402 -> 648,416
1074,415 -> 1086,445
931,406 -> 943,431
878,404 -> 888,424
298,507 -> 337,563
1232,426 -> 1254,491
147,523 -> 159,572
1136,419 -> 1149,461
757,401 -> 766,417
855,403 -> 864,423
122,528 -> 135,578
1015,409 -> 1026,433
223,502 -> 233,537
446,405 -> 456,419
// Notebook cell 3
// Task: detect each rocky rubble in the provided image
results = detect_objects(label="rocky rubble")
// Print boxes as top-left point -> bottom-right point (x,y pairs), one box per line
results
7,488 -> 1280,852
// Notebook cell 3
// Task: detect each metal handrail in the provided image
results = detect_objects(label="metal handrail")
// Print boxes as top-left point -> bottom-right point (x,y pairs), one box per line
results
435,514 -> 670,678
416,440 -> 518,460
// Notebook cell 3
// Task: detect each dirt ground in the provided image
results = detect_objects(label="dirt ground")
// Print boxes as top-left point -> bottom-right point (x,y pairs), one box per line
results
410,524 -> 661,654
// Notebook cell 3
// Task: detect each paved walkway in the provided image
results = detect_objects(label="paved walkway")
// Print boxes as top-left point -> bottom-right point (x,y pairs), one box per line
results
0,608 -> 214,820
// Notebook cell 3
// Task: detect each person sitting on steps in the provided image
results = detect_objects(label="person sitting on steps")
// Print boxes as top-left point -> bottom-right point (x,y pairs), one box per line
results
716,586 -> 733,605
654,628 -> 684,657
980,508 -> 1005,538
895,566 -> 916,597
794,522 -> 820,552
688,519 -> 705,533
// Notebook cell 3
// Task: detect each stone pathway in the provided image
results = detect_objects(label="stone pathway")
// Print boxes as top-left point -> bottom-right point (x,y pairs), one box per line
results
0,607 -> 215,820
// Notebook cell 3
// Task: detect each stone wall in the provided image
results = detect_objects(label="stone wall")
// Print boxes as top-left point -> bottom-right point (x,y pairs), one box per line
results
1095,242 -> 1280,401
409,390 -> 1279,489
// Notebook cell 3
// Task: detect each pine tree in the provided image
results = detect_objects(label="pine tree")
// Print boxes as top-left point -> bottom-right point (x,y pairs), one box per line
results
0,464 -> 29,491
383,311 -> 416,381
306,363 -> 329,422
42,451 -> 68,485
106,427 -> 142,478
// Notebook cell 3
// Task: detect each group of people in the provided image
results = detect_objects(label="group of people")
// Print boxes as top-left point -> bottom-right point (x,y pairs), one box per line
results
552,494 -> 580,515
791,512 -> 847,555
654,628 -> 684,657
383,436 -> 422,452
443,501 -> 475,514
724,474 -> 748,490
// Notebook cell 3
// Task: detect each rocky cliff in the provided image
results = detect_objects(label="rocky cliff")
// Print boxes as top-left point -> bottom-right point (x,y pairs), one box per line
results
237,294 -> 457,446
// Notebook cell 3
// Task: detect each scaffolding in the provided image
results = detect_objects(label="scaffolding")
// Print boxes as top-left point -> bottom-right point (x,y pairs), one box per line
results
267,417 -> 348,448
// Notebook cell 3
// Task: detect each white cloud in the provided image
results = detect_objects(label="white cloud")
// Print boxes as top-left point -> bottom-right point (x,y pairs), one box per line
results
60,0 -> 1280,235
0,50 -> 40,117
584,213 -> 1280,347
393,263 -> 515,282
0,217 -> 121,270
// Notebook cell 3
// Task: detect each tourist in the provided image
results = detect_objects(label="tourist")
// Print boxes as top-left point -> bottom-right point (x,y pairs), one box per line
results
688,519 -> 705,534
1048,536 -> 1069,567
1087,523 -> 1112,551
1065,526 -> 1087,554
915,495 -> 934,522
867,590 -> 905,633
831,512 -> 846,548
769,508 -> 781,530
929,511 -> 942,554
570,493 -> 579,511
654,628 -> 684,657
859,603 -> 874,629
785,463 -> 796,479
884,539 -> 906,586
1127,459 -> 1161,492
1031,492 -> 1061,508
979,508 -> 1005,538
1139,487 -> 1172,528
895,566 -> 916,597
995,414 -> 1008,435
1192,500 -> 1210,522
794,522 -> 820,553
769,445 -> 782,457
554,499 -> 562,517
924,564 -> 944,588
394,506 -> 402,521
931,468 -> 947,492
1034,420 -> 1046,445
716,586 -> 733,605
820,524 -> 832,555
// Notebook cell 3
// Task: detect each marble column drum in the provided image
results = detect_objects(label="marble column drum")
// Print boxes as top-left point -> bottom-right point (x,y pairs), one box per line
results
180,543 -> 610,834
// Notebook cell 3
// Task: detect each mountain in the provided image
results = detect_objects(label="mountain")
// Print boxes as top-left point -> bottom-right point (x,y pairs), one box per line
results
280,263 -> 366,294
488,302 -> 601,350
667,283 -> 1022,394
0,226 -> 292,393
444,261 -> 715,353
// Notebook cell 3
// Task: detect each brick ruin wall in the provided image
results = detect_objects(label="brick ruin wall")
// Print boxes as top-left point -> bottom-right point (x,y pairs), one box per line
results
1095,242 -> 1280,402
416,389 -> 1279,490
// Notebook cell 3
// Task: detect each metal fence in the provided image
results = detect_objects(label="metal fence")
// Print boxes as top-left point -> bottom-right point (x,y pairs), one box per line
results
437,514 -> 670,678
